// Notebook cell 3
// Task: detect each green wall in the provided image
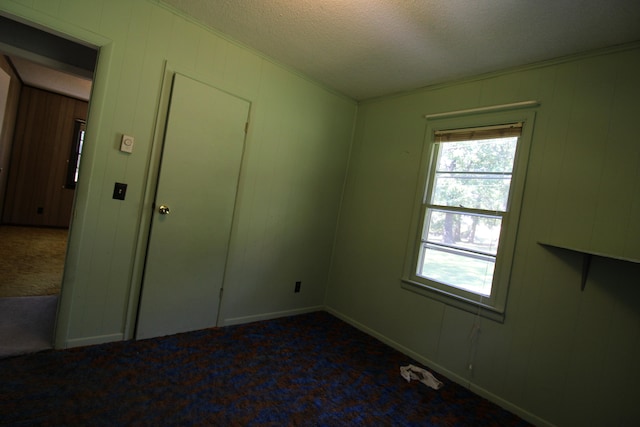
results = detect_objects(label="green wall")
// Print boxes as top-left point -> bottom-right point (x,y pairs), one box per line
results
3,0 -> 640,425
0,0 -> 356,345
326,46 -> 640,426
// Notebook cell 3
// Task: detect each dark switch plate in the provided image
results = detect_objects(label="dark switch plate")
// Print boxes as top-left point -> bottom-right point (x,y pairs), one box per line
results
113,182 -> 127,200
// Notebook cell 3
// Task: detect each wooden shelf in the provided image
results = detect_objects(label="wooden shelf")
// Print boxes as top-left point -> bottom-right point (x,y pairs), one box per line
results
538,242 -> 640,291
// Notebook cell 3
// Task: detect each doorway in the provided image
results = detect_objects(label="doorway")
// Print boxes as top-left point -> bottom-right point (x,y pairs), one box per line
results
0,16 -> 97,357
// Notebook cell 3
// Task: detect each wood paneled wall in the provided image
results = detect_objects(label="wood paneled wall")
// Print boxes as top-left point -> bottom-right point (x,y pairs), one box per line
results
2,86 -> 88,228
0,55 -> 22,219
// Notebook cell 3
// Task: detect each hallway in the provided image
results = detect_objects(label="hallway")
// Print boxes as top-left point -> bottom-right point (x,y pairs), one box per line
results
0,295 -> 57,358
0,226 -> 65,357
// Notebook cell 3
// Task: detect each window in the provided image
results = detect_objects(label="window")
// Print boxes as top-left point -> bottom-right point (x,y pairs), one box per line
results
403,106 -> 536,321
65,119 -> 86,189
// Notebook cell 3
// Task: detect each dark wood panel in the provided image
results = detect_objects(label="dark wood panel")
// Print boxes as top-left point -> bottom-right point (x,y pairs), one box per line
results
2,86 -> 88,227
0,55 -> 22,220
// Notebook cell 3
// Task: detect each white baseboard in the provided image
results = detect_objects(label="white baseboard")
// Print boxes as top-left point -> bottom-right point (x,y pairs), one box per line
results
325,307 -> 553,427
222,305 -> 325,326
64,333 -> 124,349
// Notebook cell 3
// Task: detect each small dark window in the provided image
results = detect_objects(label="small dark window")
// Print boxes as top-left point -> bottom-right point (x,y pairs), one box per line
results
66,119 -> 86,189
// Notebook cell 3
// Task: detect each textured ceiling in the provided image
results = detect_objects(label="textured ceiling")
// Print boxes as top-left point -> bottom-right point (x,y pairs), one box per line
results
162,0 -> 640,100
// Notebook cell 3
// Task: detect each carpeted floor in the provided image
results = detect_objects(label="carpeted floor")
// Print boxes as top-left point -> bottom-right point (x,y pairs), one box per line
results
0,311 -> 532,426
0,225 -> 68,297
0,295 -> 57,358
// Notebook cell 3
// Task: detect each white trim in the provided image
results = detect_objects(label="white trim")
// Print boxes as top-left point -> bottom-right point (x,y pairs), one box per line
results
401,279 -> 505,322
425,101 -> 539,120
222,306 -> 324,326
325,307 -> 554,427
124,62 -> 171,341
65,333 -> 124,348
434,122 -> 523,136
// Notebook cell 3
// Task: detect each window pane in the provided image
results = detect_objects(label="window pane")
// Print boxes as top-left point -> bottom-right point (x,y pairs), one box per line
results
431,172 -> 512,211
436,138 -> 517,173
418,245 -> 493,296
423,210 -> 502,256
405,114 -> 534,313
431,137 -> 517,211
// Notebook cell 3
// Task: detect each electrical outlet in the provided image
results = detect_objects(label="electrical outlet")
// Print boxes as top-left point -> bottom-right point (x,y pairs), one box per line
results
294,281 -> 301,293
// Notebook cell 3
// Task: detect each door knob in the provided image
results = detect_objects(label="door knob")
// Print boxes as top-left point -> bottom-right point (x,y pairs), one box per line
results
158,205 -> 170,215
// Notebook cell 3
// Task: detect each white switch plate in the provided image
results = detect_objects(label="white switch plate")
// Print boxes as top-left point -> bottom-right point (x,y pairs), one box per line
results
120,134 -> 134,153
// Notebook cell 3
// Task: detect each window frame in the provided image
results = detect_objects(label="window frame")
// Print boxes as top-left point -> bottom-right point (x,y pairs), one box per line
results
402,106 -> 536,322
65,119 -> 86,189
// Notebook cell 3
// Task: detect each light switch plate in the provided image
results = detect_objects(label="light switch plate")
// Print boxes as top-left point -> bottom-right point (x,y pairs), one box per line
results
120,134 -> 134,153
113,182 -> 127,200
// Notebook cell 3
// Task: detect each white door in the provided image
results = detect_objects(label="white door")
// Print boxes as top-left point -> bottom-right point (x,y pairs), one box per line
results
136,73 -> 249,339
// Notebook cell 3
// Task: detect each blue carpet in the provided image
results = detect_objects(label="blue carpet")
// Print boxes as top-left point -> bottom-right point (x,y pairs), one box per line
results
0,311 -> 531,426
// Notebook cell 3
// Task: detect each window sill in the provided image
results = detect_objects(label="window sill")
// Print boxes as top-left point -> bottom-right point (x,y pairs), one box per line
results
401,278 -> 505,323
